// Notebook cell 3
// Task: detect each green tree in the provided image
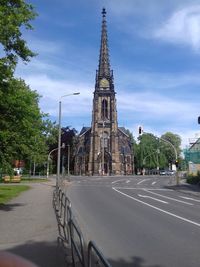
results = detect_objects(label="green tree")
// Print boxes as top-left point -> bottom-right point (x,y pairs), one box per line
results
160,132 -> 182,164
137,133 -> 159,170
0,0 -> 37,65
0,1 -> 50,175
0,78 -> 55,174
135,131 -> 182,172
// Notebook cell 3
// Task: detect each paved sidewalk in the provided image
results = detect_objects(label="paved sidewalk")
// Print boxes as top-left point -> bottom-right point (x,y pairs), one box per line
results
0,178 -> 65,267
166,178 -> 200,197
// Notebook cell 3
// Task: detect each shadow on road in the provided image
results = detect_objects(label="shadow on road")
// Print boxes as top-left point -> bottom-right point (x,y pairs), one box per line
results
165,183 -> 200,194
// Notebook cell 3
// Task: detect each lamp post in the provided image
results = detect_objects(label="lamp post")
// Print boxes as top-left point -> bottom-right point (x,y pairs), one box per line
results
57,92 -> 80,188
101,121 -> 105,176
47,144 -> 65,179
142,149 -> 160,175
47,147 -> 58,179
67,144 -> 70,176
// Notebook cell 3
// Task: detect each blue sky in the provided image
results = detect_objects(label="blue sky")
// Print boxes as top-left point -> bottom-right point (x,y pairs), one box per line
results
15,0 -> 200,148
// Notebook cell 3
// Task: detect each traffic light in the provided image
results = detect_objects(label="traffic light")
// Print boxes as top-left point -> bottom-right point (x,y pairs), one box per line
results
138,126 -> 143,135
198,116 -> 200,124
175,160 -> 179,167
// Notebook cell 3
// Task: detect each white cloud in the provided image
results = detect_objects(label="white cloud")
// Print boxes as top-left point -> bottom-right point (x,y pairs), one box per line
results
23,74 -> 92,118
117,91 -> 198,119
154,5 -> 200,52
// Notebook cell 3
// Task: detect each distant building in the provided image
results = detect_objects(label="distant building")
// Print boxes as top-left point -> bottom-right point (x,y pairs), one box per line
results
74,8 -> 134,176
184,138 -> 200,175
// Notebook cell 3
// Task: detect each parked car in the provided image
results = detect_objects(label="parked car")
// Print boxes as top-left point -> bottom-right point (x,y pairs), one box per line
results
159,170 -> 166,175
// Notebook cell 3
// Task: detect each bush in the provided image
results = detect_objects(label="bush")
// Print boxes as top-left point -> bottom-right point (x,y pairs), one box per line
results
187,171 -> 200,185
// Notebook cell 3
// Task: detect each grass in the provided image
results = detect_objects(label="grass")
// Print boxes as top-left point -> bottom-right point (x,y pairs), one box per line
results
0,185 -> 30,205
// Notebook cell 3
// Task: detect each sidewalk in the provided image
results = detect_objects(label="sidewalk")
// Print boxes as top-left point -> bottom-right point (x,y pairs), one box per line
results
0,178 -> 65,267
166,178 -> 200,197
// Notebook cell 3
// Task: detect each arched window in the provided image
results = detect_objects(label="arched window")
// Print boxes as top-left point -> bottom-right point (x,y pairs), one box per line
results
101,132 -> 109,148
102,99 -> 108,119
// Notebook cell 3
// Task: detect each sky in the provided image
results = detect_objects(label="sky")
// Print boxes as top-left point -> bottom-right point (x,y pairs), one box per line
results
14,0 -> 200,148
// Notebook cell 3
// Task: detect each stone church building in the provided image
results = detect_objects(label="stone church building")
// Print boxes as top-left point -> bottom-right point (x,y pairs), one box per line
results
74,8 -> 134,176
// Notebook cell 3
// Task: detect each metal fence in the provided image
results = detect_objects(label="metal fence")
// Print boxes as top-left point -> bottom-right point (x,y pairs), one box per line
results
53,186 -> 111,267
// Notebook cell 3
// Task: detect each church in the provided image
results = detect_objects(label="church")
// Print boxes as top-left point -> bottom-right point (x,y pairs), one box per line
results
74,8 -> 134,176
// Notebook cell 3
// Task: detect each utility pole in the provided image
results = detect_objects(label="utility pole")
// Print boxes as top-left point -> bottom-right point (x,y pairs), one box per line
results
67,144 -> 70,176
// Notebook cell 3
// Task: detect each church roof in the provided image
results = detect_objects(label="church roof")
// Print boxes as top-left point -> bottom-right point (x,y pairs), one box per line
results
79,127 -> 91,137
118,127 -> 129,137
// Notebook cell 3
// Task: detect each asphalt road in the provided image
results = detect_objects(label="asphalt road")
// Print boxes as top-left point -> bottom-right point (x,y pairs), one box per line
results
65,175 -> 200,267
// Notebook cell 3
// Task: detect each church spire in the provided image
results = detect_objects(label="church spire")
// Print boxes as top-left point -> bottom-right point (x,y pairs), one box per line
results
98,8 -> 111,78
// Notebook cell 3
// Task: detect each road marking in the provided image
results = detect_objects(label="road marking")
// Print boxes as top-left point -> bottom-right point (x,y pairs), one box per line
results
144,190 -> 193,206
152,181 -> 157,185
179,196 -> 200,203
126,180 -> 130,184
111,179 -> 125,184
113,187 -> 200,228
114,187 -> 172,191
138,194 -> 168,204
137,179 -> 149,185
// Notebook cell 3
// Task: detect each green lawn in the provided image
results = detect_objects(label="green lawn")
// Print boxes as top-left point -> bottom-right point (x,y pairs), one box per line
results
0,185 -> 30,204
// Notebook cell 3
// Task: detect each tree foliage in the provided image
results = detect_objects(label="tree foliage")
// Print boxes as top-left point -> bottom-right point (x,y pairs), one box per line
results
0,78 -> 56,173
0,1 -> 58,174
134,132 -> 182,171
0,0 -> 37,65
47,126 -> 78,175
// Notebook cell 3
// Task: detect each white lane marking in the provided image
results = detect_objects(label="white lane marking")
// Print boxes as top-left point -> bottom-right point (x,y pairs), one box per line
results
126,180 -> 130,184
138,194 -> 168,204
114,187 -> 173,191
111,179 -> 125,184
152,181 -> 157,185
144,190 -> 193,206
113,187 -> 200,228
137,179 -> 149,185
179,196 -> 200,203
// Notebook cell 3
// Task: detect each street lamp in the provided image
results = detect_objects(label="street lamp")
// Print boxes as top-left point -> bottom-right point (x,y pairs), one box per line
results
57,92 -> 80,188
47,143 -> 65,179
101,121 -> 105,176
67,144 -> 70,176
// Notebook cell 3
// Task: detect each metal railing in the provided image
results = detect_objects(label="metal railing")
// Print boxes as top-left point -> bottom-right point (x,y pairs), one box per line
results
69,218 -> 86,267
53,186 -> 111,267
88,241 -> 111,267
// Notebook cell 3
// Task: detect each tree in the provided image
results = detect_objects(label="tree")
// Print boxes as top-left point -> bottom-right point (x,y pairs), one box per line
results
0,0 -> 37,65
47,126 -> 78,175
0,0 -> 37,88
136,133 -> 160,170
0,78 -> 55,174
135,131 -> 182,173
0,1 -> 60,175
160,132 -> 182,165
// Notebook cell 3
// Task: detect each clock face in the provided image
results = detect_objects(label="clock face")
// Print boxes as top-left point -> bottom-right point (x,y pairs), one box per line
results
100,78 -> 109,89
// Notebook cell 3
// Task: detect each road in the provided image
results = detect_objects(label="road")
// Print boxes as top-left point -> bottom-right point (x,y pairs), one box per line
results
65,175 -> 200,267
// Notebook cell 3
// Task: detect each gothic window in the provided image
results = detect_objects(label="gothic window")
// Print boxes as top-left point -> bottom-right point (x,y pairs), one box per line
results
102,99 -> 108,119
101,132 -> 109,148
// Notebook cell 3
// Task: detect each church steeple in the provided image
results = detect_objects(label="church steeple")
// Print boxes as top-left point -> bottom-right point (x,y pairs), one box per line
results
98,8 -> 111,80
74,8 -> 134,176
